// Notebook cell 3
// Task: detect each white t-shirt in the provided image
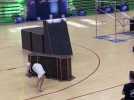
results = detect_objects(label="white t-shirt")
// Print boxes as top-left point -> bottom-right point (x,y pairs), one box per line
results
32,63 -> 46,78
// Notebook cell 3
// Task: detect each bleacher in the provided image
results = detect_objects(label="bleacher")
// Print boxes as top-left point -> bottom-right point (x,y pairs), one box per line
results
0,1 -> 25,23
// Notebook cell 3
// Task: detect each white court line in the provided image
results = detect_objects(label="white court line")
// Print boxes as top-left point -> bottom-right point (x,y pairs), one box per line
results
105,13 -> 115,19
81,19 -> 105,25
67,21 -> 88,28
9,21 -> 88,33
105,13 -> 130,27
9,25 -> 40,32
120,12 -> 131,19
16,25 -> 40,30
106,12 -> 130,20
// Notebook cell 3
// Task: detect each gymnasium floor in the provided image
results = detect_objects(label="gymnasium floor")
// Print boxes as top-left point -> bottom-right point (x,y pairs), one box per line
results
0,11 -> 134,100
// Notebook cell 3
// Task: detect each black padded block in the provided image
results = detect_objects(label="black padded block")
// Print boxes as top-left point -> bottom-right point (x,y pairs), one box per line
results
43,20 -> 73,55
21,27 -> 43,51
31,27 -> 44,53
130,19 -> 134,31
133,46 -> 134,52
28,54 -> 72,81
21,29 -> 32,50
56,58 -> 72,80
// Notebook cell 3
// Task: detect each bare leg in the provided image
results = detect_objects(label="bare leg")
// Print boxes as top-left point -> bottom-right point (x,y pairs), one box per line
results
38,75 -> 45,92
36,78 -> 40,88
36,78 -> 42,92
40,76 -> 45,87
121,98 -> 125,100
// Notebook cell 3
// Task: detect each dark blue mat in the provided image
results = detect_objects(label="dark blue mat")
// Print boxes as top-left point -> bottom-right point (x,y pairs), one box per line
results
96,34 -> 129,43
108,39 -> 127,43
96,35 -> 110,39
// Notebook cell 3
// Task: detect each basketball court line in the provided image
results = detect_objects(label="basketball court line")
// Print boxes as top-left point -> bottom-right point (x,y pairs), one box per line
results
24,43 -> 101,100
67,83 -> 124,100
0,12 -> 133,100
120,12 -> 131,19
15,25 -> 41,30
8,12 -> 131,33
0,66 -> 24,72
105,12 -> 130,24
9,21 -> 88,33
80,19 -> 105,26
67,21 -> 88,28
106,12 -> 130,19
9,25 -> 41,33
105,13 -> 115,19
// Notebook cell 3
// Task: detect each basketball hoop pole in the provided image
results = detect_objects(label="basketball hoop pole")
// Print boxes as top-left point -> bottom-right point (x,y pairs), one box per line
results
114,0 -> 117,42
95,0 -> 118,41
95,0 -> 99,38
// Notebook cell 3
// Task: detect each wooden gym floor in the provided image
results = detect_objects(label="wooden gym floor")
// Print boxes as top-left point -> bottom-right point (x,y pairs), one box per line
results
0,11 -> 134,100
